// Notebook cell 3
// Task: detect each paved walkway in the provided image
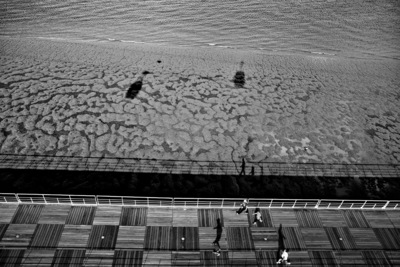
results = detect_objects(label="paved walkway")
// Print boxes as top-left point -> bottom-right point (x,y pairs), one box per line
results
1,154 -> 399,177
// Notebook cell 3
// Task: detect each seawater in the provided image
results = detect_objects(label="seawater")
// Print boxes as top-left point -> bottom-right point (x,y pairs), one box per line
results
1,0 -> 399,60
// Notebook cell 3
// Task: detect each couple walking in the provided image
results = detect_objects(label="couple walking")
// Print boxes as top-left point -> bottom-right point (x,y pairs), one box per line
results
236,199 -> 263,226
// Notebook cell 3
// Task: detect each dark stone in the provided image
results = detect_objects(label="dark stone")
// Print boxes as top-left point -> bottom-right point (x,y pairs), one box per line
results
157,60 -> 162,63
142,71 -> 150,75
126,79 -> 143,99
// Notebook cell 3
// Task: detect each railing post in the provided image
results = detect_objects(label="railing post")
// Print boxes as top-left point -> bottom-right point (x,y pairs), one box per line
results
338,200 -> 344,209
221,199 -> 224,208
361,200 -> 367,209
69,195 -> 72,205
15,193 -> 21,203
293,200 -> 297,208
315,200 -> 321,209
382,201 -> 390,209
30,197 -> 33,203
42,194 -> 47,204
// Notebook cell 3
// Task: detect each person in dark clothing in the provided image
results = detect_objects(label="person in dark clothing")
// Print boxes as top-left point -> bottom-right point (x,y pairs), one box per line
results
252,207 -> 263,226
212,218 -> 223,248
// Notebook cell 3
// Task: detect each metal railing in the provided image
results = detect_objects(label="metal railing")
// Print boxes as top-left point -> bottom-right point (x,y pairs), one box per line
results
0,193 -> 399,210
0,153 -> 399,177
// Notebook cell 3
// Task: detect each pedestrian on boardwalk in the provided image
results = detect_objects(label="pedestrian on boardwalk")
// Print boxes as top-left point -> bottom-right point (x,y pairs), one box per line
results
212,218 -> 222,249
277,248 -> 290,265
252,207 -> 263,226
236,199 -> 249,215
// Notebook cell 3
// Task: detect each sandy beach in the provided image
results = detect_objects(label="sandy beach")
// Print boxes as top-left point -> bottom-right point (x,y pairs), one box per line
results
0,37 -> 399,164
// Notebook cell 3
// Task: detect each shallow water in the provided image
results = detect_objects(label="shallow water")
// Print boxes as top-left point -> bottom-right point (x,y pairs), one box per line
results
1,0 -> 399,59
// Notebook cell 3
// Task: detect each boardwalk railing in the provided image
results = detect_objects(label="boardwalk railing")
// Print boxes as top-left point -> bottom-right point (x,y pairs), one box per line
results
0,153 -> 399,177
0,193 -> 398,210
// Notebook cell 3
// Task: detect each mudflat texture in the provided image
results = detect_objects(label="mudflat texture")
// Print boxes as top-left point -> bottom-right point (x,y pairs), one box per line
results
1,37 -> 399,164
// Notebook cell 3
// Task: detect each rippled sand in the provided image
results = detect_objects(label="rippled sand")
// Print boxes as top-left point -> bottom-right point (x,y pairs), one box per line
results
0,37 -> 399,164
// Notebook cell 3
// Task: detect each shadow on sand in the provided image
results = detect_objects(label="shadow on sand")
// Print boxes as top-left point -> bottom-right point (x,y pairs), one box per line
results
126,71 -> 151,99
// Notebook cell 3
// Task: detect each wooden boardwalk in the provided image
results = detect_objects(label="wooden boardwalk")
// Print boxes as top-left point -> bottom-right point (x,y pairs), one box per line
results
1,154 -> 399,178
0,203 -> 400,266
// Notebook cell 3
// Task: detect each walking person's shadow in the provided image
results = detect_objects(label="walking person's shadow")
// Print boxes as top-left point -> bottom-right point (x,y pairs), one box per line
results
277,224 -> 286,262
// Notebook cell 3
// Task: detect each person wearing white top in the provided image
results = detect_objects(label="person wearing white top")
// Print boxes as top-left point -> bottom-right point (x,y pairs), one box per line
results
277,249 -> 290,265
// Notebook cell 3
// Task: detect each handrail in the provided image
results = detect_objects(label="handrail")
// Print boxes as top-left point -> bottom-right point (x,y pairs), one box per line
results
0,153 -> 399,177
0,193 -> 399,210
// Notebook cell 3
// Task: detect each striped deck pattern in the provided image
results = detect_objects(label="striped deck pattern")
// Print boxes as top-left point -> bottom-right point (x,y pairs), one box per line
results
0,203 -> 399,266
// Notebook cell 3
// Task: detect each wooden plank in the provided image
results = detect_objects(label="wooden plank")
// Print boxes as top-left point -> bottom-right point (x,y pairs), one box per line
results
0,224 -> 8,241
57,225 -> 92,248
361,250 -> 391,267
301,228 -> 332,250
350,228 -> 382,250
386,251 -> 400,267
333,251 -> 366,266
282,227 -> 307,251
324,227 -> 357,250
309,251 -> 338,266
29,224 -> 64,248
222,209 -> 249,227
228,251 -> 257,266
251,228 -> 277,250
65,206 -> 96,225
113,250 -> 143,267
144,226 -> 172,250
52,249 -> 85,266
172,251 -> 200,266
0,249 -> 25,266
255,250 -> 276,266
87,225 -> 119,250
372,228 -> 400,250
38,205 -> 70,224
288,251 -> 313,267
170,227 -> 199,251
200,251 -> 229,266
385,211 -> 400,228
93,206 -> 122,225
115,226 -> 145,249
0,224 -> 36,248
173,208 -> 198,227
198,209 -> 224,227
198,227 -> 228,251
84,249 -> 114,267
0,204 -> 19,224
226,227 -> 254,250
21,249 -> 56,267
363,211 -> 395,228
11,204 -> 44,224
340,210 -> 370,228
318,210 -> 347,227
142,251 -> 172,266
120,207 -> 147,226
270,209 -> 298,227
147,208 -> 173,226
294,209 -> 322,228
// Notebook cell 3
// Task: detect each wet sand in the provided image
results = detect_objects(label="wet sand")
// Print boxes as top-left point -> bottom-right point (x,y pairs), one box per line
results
0,37 -> 399,164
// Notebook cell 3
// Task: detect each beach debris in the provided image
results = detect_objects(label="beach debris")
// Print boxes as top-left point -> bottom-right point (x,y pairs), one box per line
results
234,61 -> 245,88
157,60 -> 162,63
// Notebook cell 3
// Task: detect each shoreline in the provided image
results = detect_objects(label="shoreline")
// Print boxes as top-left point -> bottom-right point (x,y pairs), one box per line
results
1,37 -> 399,164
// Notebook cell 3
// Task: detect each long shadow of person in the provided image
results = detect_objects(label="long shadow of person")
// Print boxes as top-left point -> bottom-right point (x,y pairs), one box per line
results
277,223 -> 286,262
126,71 -> 151,99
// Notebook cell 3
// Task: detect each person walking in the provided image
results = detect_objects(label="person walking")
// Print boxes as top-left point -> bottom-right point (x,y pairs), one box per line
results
236,199 -> 249,215
252,207 -> 263,226
239,158 -> 246,176
277,249 -> 290,265
212,218 -> 222,249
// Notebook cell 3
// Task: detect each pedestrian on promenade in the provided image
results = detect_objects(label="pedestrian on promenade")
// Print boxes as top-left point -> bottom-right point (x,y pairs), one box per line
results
252,207 -> 263,226
277,248 -> 290,265
212,218 -> 222,249
236,199 -> 249,215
